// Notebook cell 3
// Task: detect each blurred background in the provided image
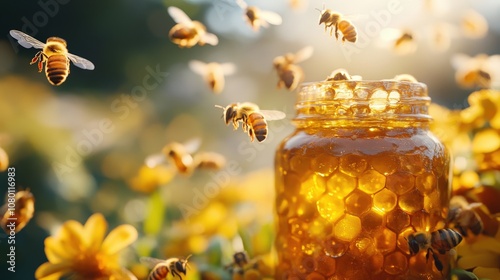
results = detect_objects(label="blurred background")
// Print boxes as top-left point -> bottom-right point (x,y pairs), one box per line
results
0,0 -> 499,279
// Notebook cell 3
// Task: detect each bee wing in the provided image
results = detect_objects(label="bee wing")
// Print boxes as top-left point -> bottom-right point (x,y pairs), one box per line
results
168,6 -> 192,24
200,32 -> 219,46
189,60 -> 209,76
220,63 -> 236,75
293,46 -> 314,63
9,30 -> 45,49
144,152 -> 166,168
260,10 -> 283,25
182,137 -> 202,154
235,0 -> 248,9
451,53 -> 472,70
140,257 -> 166,268
260,110 -> 286,121
67,53 -> 95,70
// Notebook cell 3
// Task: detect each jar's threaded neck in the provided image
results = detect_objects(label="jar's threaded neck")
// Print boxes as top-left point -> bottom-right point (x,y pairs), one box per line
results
295,80 -> 431,124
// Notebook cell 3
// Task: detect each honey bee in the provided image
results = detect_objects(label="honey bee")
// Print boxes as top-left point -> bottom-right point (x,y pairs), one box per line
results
451,53 -> 500,89
379,28 -> 417,55
236,0 -> 282,31
273,46 -> 313,91
192,152 -> 227,170
225,251 -> 250,275
0,189 -> 35,234
215,102 -> 286,142
447,196 -> 484,236
407,228 -> 463,272
326,68 -> 362,81
167,6 -> 218,48
461,9 -> 488,39
188,60 -> 236,94
318,8 -> 357,43
0,146 -> 8,172
9,30 -> 95,86
141,255 -> 191,280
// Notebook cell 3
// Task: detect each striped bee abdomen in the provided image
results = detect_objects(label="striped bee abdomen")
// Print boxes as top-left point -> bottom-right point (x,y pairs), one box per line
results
248,112 -> 268,142
149,264 -> 169,280
431,228 -> 463,254
46,54 -> 69,86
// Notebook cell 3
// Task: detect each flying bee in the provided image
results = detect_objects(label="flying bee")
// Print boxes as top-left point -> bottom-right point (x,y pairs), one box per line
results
317,8 -> 358,43
0,189 -> 35,234
407,228 -> 463,272
188,60 -> 236,94
9,30 -> 94,86
447,196 -> 484,236
141,255 -> 191,280
273,45 -> 314,91
215,102 -> 286,142
326,68 -> 362,81
225,251 -> 250,275
379,28 -> 417,55
461,9 -> 488,39
192,152 -> 227,170
451,53 -> 500,89
167,6 -> 218,48
235,0 -> 282,31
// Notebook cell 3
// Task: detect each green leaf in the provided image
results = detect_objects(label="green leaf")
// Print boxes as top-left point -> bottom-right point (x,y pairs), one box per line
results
143,190 -> 165,235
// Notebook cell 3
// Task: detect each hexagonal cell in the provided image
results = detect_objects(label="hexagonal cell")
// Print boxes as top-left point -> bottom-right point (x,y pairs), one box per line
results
397,227 -> 415,254
415,172 -> 437,195
334,214 -> 361,242
368,252 -> 384,275
424,190 -> 441,214
386,208 -> 410,233
370,154 -> 399,176
399,189 -> 424,214
384,251 -> 408,275
361,210 -> 384,232
400,154 -> 429,175
359,169 -> 386,194
373,189 -> 397,213
411,210 -> 430,232
305,272 -> 326,280
326,171 -> 357,199
311,153 -> 339,177
374,228 -> 397,254
323,238 -> 347,258
386,172 -> 415,195
284,172 -> 301,194
308,218 -> 332,239
298,254 -> 316,274
339,154 -> 368,177
345,190 -> 372,216
301,174 -> 327,202
315,255 -> 336,277
349,237 -> 376,257
317,193 -> 344,223
290,155 -> 311,173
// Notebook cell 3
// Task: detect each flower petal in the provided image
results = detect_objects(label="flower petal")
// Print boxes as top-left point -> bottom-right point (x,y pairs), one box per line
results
35,261 -> 72,279
458,252 -> 500,269
57,220 -> 85,248
473,267 -> 500,279
83,213 -> 108,251
44,236 -> 74,263
101,224 -> 138,255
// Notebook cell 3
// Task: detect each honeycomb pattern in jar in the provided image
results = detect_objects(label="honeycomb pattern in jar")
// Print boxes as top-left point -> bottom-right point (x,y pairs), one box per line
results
275,141 -> 450,279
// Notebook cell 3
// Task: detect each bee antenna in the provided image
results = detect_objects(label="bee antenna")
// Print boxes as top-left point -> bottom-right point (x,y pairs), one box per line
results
184,254 -> 192,270
315,8 -> 322,13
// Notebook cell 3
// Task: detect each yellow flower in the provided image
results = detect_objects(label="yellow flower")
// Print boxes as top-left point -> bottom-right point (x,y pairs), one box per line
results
35,213 -> 138,280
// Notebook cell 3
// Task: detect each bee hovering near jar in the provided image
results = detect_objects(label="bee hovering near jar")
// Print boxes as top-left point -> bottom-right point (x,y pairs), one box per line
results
215,102 -> 286,143
317,7 -> 358,43
0,189 -> 35,234
451,53 -> 500,89
446,195 -> 484,236
9,30 -> 95,86
407,228 -> 463,273
188,60 -> 236,94
235,0 -> 282,31
140,255 -> 191,280
273,45 -> 313,91
167,6 -> 218,48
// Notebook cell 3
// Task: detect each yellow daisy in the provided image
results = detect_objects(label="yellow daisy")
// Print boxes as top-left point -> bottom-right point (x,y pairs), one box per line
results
35,213 -> 138,280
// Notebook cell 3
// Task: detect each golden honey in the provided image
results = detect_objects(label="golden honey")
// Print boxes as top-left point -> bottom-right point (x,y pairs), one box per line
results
274,80 -> 451,279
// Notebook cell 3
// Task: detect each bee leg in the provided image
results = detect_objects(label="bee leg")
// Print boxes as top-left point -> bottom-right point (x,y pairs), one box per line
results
335,24 -> 339,40
30,51 -> 45,72
171,269 -> 182,279
431,252 -> 444,272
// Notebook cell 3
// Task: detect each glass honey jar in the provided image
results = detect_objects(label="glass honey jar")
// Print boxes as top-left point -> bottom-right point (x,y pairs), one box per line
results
274,80 -> 451,279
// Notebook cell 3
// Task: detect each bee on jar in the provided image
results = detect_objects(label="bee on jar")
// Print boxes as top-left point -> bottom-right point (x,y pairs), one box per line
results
0,189 -> 35,234
273,45 -> 313,91
317,8 -> 357,43
167,6 -> 218,48
235,0 -> 282,31
446,196 -> 484,236
407,228 -> 463,272
9,30 -> 95,86
326,68 -> 362,81
215,102 -> 286,142
141,255 -> 191,280
188,60 -> 236,94
451,53 -> 500,89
